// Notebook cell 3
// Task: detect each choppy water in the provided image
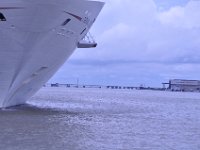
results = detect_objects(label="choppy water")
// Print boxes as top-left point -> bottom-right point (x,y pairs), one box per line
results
0,87 -> 200,150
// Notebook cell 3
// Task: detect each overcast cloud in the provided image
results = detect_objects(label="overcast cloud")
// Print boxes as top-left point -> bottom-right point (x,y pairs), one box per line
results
50,0 -> 200,87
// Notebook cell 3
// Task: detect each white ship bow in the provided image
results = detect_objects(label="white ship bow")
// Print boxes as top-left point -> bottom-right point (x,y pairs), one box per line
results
0,0 -> 104,107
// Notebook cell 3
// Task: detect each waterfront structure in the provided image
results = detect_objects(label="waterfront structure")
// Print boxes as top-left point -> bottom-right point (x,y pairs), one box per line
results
0,0 -> 104,107
168,79 -> 200,92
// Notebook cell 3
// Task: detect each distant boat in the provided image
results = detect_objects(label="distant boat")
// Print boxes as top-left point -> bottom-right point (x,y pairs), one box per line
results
0,0 -> 104,108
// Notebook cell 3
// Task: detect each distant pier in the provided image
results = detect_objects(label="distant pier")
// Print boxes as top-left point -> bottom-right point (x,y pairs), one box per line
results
45,83 -> 163,91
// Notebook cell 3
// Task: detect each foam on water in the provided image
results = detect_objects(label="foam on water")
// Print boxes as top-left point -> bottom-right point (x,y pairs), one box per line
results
27,97 -> 132,114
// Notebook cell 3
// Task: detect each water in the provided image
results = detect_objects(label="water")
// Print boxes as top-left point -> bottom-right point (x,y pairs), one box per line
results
0,87 -> 200,150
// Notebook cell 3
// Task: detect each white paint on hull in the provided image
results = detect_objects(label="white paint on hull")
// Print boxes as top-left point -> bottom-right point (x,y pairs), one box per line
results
0,0 -> 104,107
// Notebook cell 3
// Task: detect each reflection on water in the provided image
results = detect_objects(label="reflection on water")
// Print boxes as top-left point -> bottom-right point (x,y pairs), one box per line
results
0,87 -> 200,150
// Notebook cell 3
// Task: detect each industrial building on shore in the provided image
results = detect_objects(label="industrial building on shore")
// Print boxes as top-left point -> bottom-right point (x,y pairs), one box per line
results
163,79 -> 200,92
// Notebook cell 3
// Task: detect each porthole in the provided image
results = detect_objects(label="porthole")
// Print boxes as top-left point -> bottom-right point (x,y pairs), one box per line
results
61,18 -> 71,26
0,12 -> 6,21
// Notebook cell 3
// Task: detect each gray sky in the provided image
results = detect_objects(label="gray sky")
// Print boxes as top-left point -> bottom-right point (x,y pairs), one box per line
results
50,0 -> 200,87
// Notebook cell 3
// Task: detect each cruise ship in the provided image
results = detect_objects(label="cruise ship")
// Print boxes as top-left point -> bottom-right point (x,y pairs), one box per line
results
0,0 -> 104,108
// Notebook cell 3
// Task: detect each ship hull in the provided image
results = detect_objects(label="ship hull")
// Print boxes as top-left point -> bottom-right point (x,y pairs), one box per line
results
0,0 -> 104,107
